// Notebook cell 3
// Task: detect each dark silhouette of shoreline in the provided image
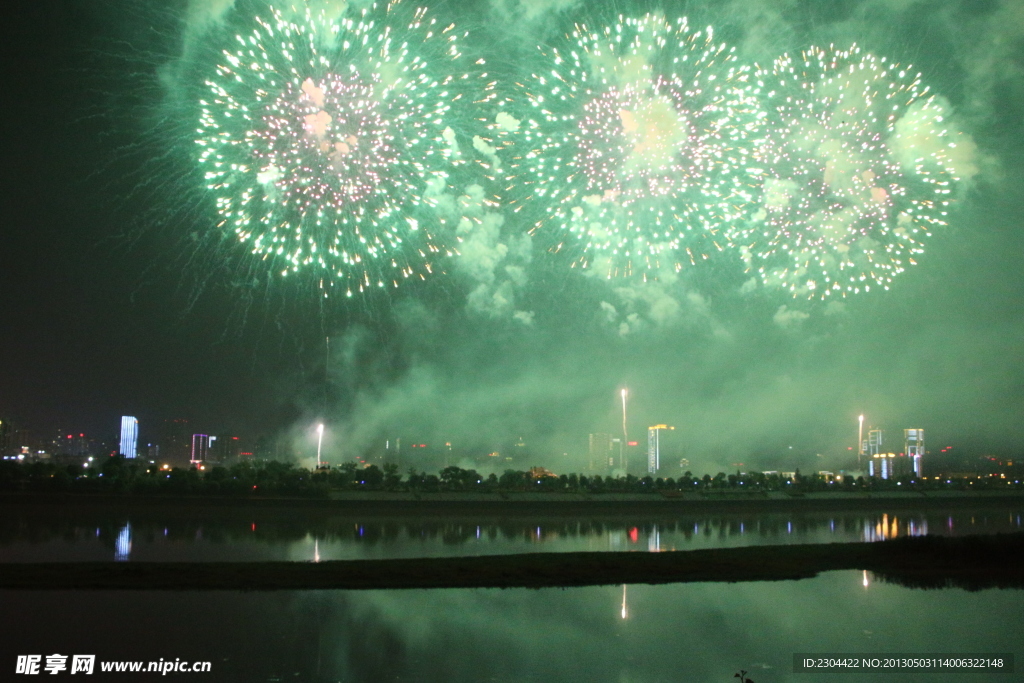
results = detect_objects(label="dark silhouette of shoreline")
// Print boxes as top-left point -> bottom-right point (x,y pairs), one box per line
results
3,532 -> 1022,591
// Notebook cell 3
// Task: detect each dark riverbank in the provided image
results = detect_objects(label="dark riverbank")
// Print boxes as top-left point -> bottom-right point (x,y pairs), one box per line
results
3,490 -> 1022,518
2,532 -> 1022,591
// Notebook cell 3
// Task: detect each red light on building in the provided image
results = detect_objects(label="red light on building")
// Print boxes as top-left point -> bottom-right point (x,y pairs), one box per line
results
629,527 -> 639,543
627,441 -> 638,446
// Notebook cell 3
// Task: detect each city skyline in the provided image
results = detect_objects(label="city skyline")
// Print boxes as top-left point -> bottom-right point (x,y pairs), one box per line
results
1,406 -> 990,482
0,398 -> 992,468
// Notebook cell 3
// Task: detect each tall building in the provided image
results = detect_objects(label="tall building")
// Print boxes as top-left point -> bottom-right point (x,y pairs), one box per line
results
160,419 -> 192,463
588,433 -> 612,472
191,434 -> 210,465
869,452 -> 913,480
647,425 -> 674,475
119,416 -> 139,459
867,429 -> 883,457
868,453 -> 888,479
0,419 -> 11,457
206,435 -> 221,462
904,428 -> 924,476
384,437 -> 402,468
56,432 -> 90,457
223,436 -> 245,461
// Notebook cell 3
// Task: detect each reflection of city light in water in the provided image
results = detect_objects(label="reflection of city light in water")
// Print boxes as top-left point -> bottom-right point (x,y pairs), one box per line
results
907,519 -> 928,536
862,570 -> 869,589
648,526 -> 661,552
114,523 -> 132,562
862,513 -> 930,541
621,585 -> 628,620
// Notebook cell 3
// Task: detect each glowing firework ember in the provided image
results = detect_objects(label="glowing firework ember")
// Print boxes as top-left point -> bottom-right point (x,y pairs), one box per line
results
197,2 -> 472,295
511,14 -> 764,279
742,45 -> 971,299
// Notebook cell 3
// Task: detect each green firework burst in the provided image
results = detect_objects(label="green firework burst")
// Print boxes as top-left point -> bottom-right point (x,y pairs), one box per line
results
509,14 -> 765,280
196,1 -> 479,296
742,44 -> 970,299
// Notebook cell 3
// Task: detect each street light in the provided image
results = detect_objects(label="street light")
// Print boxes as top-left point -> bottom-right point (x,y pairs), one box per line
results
620,388 -> 628,471
858,414 -> 864,469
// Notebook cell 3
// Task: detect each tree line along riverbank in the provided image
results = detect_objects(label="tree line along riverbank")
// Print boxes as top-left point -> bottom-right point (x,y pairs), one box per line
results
2,456 -> 1021,500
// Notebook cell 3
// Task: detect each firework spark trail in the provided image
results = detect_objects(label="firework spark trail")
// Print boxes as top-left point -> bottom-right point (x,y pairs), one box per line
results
508,14 -> 765,280
740,44 -> 971,299
196,1 -> 480,297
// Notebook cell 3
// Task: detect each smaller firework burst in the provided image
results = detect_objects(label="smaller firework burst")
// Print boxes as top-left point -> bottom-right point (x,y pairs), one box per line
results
509,14 -> 764,279
742,44 -> 970,299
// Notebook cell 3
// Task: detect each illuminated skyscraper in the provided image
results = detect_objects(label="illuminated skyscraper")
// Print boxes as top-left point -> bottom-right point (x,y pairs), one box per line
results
647,425 -> 674,475
869,453 -> 890,479
191,434 -> 210,464
869,452 -> 913,480
119,416 -> 138,459
904,428 -> 924,476
867,429 -> 883,457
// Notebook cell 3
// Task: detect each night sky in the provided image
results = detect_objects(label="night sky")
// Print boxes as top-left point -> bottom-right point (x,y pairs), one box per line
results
3,0 -> 1023,474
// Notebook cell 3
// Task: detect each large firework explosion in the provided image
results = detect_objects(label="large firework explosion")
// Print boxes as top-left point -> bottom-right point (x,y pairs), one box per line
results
740,44 -> 969,299
196,1 -> 484,296
508,14 -> 764,280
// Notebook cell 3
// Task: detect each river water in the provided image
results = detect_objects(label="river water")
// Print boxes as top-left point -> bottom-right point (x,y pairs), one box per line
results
1,504 -> 1021,562
2,503 -> 1021,682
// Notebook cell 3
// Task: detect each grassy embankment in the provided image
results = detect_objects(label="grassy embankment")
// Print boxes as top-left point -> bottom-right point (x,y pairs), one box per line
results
2,532 -> 1022,592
